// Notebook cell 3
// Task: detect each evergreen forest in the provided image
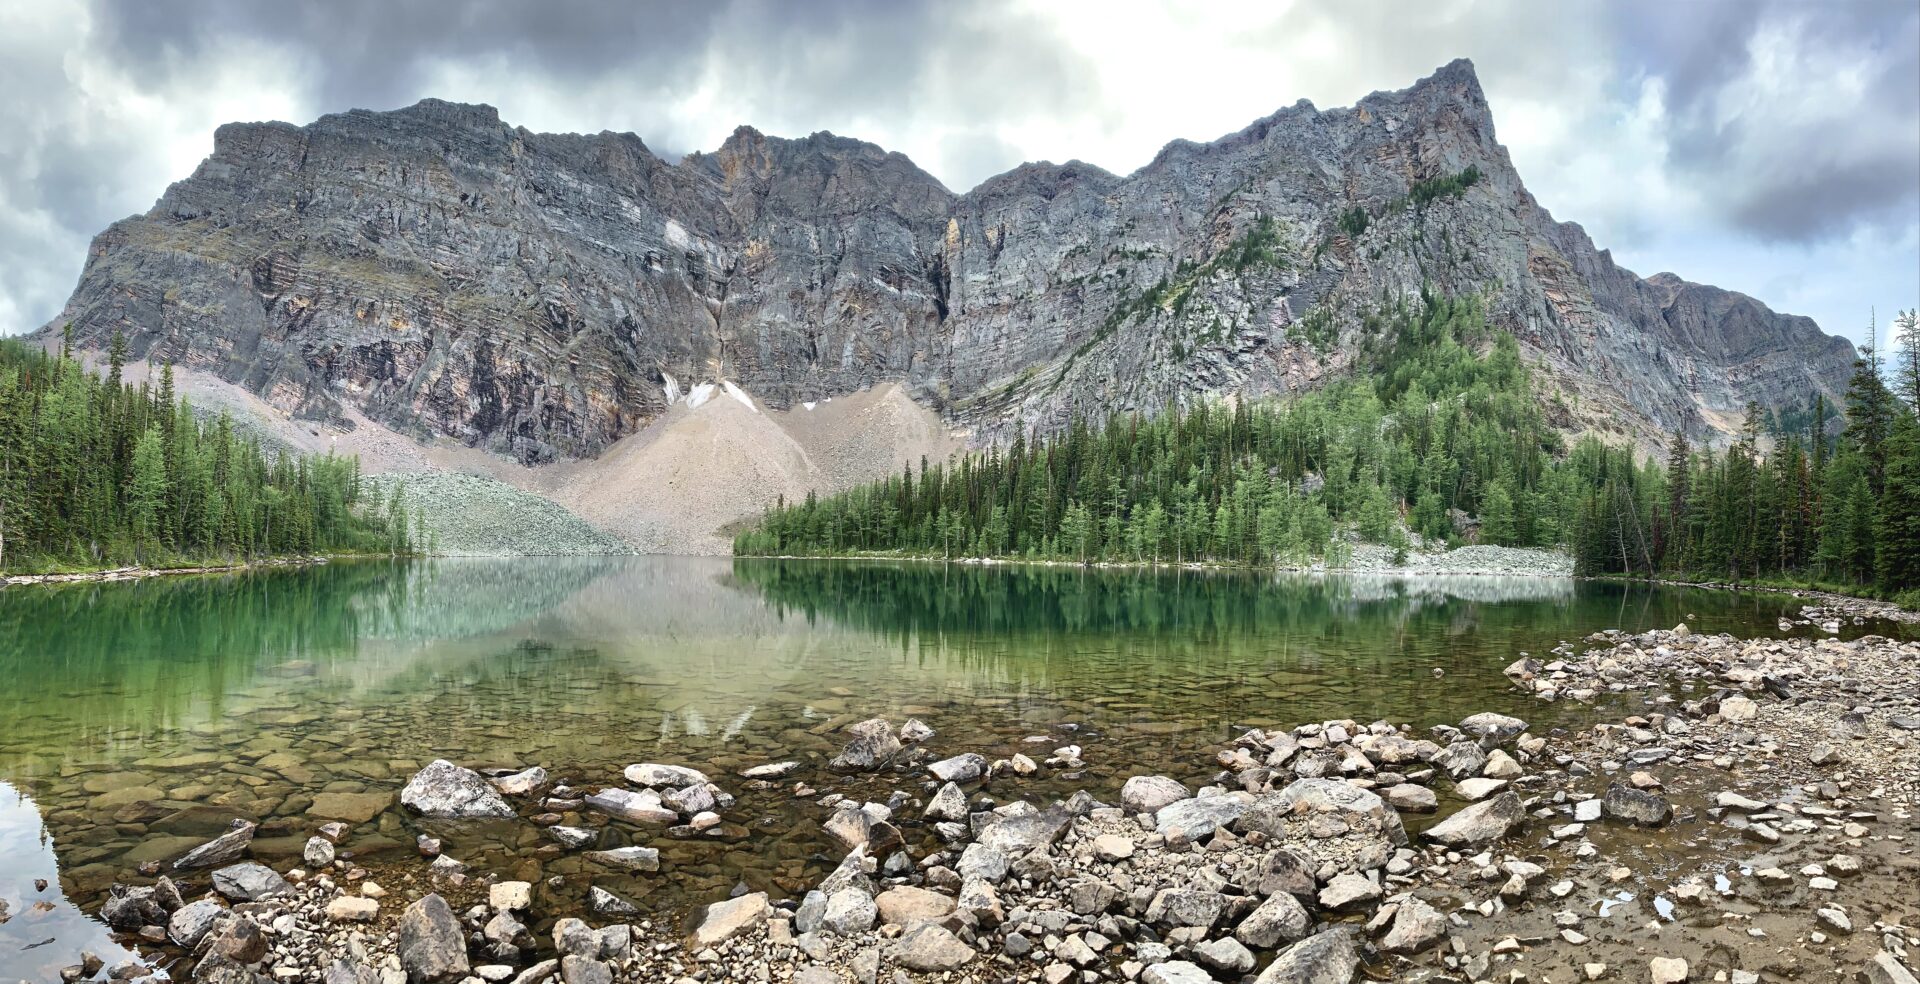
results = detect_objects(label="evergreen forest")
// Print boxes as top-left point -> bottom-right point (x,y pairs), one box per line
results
735,299 -> 1920,605
0,332 -> 411,574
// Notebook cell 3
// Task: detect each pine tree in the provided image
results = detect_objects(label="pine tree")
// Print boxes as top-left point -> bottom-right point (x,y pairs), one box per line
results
1877,411 -> 1920,593
1479,479 -> 1515,546
1893,309 -> 1920,414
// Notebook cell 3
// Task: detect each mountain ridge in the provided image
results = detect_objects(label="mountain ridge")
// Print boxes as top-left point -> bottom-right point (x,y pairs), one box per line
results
38,58 -> 1856,465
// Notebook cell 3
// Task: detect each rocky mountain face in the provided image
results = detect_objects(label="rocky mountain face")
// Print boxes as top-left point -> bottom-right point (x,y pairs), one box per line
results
41,60 -> 1856,462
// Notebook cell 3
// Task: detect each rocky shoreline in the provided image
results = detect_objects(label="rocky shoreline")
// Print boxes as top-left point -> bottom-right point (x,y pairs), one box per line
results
50,615 -> 1920,984
0,557 -> 332,589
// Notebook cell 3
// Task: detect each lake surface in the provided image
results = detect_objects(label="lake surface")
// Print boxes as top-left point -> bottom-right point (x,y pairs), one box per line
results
0,557 -> 1863,975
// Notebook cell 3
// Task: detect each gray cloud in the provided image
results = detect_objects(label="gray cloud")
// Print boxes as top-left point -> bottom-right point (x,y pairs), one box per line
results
1610,0 -> 1920,242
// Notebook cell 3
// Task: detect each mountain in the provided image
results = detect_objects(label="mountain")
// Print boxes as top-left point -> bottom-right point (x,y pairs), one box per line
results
38,59 -> 1855,466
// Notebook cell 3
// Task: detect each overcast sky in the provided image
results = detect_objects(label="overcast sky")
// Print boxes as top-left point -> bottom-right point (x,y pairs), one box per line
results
2,0 -> 1916,352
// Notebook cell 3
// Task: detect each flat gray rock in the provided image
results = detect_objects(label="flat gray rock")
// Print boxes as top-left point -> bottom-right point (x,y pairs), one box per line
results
210,862 -> 290,902
1423,791 -> 1524,847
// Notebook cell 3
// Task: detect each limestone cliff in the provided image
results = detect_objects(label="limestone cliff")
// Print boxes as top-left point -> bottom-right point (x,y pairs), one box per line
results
40,60 -> 1856,462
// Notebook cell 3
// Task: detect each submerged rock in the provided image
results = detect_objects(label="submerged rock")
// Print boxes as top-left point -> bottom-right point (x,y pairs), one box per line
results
740,761 -> 799,780
584,846 -> 660,872
490,766 -> 549,796
173,821 -> 257,870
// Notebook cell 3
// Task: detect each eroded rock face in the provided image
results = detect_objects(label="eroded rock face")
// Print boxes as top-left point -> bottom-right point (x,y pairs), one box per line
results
39,62 -> 1852,462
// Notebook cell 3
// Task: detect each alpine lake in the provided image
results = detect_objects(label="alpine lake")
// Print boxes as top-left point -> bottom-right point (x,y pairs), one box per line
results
0,556 -> 1899,977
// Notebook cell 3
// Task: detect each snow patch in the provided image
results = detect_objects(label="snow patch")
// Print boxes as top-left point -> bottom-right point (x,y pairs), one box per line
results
662,372 -> 681,405
722,380 -> 758,412
803,401 -> 817,411
664,218 -> 691,249
685,382 -> 716,409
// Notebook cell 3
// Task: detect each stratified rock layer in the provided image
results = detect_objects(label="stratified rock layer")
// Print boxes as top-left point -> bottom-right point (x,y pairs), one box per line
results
41,60 -> 1854,462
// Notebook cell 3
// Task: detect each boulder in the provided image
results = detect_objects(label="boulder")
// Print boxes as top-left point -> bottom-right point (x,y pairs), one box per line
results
326,896 -> 379,922
830,719 -> 902,772
822,888 -> 878,935
397,894 -> 469,983
1383,784 -> 1437,813
400,760 -> 515,819
975,808 -> 1070,853
875,886 -> 956,929
1455,777 -> 1508,801
211,862 -> 290,902
1431,740 -> 1488,781
1236,891 -> 1310,949
1459,712 -> 1528,742
1144,888 -> 1227,930
923,782 -> 968,821
209,914 -> 268,963
928,753 -> 987,783
1154,794 -> 1247,838
1317,871 -> 1379,911
823,802 -> 902,853
1869,952 -> 1919,984
303,835 -> 335,868
589,886 -> 639,916
1255,928 -> 1360,983
1143,963 -> 1214,984
693,892 -> 769,946
1649,957 -> 1689,983
1601,783 -> 1673,828
489,881 -> 533,912
740,761 -> 800,780
1120,775 -> 1191,815
167,898 -> 225,947
1194,937 -> 1256,975
1379,896 -> 1446,953
1481,749 -> 1524,779
1423,791 -> 1524,847
888,924 -> 976,972
100,886 -> 167,929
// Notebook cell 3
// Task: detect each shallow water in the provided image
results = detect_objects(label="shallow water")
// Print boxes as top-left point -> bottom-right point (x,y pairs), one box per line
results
0,556 -> 1862,972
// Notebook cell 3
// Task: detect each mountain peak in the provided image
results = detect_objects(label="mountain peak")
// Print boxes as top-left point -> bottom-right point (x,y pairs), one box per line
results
44,61 -> 1854,466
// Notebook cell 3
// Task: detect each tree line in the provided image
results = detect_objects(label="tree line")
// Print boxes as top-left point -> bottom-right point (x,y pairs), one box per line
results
1570,310 -> 1920,603
735,299 -> 1920,605
0,332 -> 411,573
737,292 -> 1565,565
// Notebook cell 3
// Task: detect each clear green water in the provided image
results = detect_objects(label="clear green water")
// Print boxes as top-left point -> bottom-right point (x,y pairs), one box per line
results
0,557 -> 1855,975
